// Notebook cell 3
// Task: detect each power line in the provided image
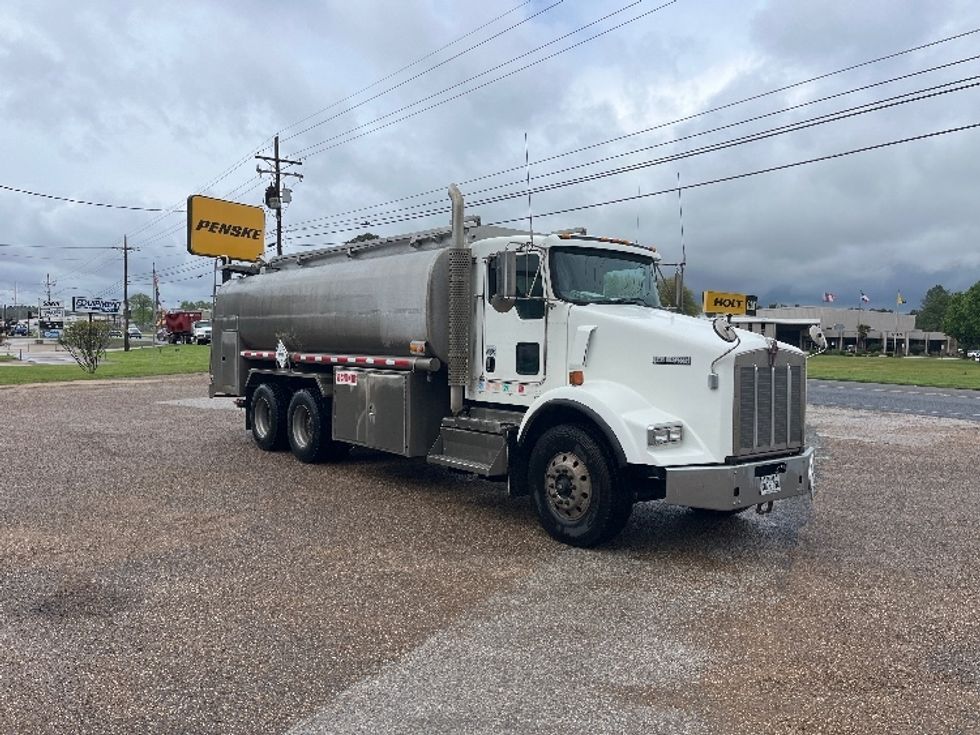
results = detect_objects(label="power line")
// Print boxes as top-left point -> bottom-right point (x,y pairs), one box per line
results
0,252 -> 85,262
281,75 -> 980,238
0,183 -> 182,212
280,1 -> 565,143
479,78 -> 980,204
292,0 -> 678,159
278,1 -> 536,138
290,54 -> 980,233
286,26 -> 980,230
0,242 -> 134,249
483,121 -> 980,227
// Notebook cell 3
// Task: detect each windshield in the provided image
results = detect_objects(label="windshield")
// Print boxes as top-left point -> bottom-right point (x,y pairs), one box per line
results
195,321 -> 210,328
550,247 -> 661,308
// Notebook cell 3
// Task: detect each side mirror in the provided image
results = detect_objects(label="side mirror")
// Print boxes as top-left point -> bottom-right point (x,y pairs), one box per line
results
712,315 -> 737,343
489,251 -> 517,313
809,325 -> 828,350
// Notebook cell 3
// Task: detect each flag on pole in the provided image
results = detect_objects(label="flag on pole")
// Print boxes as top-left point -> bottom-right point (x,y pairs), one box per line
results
896,291 -> 906,305
860,291 -> 870,303
822,292 -> 835,302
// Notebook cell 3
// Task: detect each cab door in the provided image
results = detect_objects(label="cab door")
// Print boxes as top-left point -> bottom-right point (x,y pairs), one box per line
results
480,251 -> 547,393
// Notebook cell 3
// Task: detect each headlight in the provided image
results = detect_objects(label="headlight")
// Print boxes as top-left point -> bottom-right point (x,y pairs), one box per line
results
648,422 -> 683,446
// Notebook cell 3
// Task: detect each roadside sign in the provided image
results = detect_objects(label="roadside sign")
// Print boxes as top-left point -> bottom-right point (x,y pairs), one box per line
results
187,195 -> 265,261
40,301 -> 65,321
703,290 -> 757,316
72,297 -> 122,314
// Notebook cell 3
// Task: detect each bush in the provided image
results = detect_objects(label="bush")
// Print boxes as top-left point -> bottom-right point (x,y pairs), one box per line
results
59,321 -> 111,374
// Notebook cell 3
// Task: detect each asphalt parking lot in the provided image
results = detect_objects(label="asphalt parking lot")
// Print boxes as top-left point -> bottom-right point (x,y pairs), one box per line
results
2,375 -> 978,734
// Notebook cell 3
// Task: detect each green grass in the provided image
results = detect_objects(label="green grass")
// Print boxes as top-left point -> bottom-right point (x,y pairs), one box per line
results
0,344 -> 210,386
807,354 -> 980,390
0,354 -> 15,363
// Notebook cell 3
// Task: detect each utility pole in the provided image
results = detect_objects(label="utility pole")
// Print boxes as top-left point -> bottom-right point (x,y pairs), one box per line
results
44,273 -> 56,302
123,235 -> 130,352
256,135 -> 303,256
153,261 -> 160,341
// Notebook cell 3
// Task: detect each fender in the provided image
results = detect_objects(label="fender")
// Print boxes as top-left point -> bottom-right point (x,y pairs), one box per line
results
518,380 -> 691,466
244,368 -> 334,399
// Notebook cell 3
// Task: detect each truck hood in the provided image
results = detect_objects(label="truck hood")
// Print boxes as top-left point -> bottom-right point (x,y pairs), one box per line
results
569,304 -> 800,361
565,304 -> 804,464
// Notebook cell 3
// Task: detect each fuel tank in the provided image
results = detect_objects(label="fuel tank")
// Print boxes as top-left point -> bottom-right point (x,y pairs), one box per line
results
216,244 -> 452,360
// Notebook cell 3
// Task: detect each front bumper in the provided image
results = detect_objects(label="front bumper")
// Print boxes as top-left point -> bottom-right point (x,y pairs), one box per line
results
663,447 -> 814,511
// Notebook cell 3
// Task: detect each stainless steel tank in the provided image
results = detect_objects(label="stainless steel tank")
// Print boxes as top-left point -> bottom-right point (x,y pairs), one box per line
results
216,243 -> 452,360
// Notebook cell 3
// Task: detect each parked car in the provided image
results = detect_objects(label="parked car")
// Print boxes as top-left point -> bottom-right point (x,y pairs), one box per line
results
128,326 -> 143,339
12,324 -> 29,336
109,328 -> 123,338
967,349 -> 980,361
192,320 -> 212,345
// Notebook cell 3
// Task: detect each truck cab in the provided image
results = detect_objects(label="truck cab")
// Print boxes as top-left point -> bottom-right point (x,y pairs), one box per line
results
430,232 -> 812,544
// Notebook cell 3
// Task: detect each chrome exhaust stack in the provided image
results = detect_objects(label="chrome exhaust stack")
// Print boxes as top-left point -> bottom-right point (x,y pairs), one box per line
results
447,184 -> 470,415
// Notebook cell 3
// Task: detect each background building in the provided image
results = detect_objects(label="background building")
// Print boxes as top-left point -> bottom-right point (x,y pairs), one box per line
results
734,306 -> 954,355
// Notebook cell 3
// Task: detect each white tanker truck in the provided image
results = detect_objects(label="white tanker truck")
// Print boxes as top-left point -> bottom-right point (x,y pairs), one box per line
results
210,186 -> 815,546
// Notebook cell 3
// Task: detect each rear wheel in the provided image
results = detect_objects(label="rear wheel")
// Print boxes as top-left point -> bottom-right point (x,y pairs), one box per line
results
251,383 -> 288,451
528,424 -> 633,547
286,389 -> 351,464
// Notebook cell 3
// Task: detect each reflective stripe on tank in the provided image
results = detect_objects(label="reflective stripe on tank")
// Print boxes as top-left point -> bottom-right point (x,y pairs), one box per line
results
293,353 -> 414,369
240,350 -> 414,370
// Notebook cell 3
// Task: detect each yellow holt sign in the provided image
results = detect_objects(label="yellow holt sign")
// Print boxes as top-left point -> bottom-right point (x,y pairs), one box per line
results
187,195 -> 265,261
703,290 -> 757,316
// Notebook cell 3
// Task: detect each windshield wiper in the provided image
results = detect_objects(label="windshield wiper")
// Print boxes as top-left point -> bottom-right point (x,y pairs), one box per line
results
603,297 -> 652,307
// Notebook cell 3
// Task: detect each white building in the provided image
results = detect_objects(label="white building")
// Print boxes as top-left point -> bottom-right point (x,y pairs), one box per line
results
733,306 -> 954,355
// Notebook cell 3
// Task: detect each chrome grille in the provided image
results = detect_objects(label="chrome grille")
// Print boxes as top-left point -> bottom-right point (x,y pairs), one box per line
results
733,350 -> 806,458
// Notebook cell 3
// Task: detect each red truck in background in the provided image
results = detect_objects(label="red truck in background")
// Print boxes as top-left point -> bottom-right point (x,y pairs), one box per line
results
163,311 -> 202,344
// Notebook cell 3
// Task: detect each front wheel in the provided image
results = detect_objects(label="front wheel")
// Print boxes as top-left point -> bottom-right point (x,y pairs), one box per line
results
528,424 -> 633,547
286,389 -> 351,464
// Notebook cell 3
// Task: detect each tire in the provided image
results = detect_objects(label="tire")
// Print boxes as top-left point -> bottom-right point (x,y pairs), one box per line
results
528,424 -> 633,547
286,389 -> 351,464
251,383 -> 288,451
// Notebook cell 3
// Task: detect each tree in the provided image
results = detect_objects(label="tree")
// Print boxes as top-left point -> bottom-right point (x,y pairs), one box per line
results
179,300 -> 211,311
129,293 -> 154,328
346,232 -> 378,244
857,323 -> 870,352
59,321 -> 111,374
943,282 -> 980,351
657,279 -> 702,317
916,285 -> 951,331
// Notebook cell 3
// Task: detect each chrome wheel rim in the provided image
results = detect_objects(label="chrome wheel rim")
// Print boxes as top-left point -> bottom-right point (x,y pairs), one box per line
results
545,451 -> 592,521
291,404 -> 313,449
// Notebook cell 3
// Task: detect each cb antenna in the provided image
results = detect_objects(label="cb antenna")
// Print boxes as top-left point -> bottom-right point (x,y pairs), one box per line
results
636,185 -> 641,242
675,171 -> 687,312
524,131 -> 534,244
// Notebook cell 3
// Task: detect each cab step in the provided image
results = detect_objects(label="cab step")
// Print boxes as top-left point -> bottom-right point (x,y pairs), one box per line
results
427,411 -> 518,478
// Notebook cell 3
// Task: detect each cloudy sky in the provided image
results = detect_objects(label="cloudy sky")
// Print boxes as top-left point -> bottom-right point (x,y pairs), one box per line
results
2,0 -> 979,312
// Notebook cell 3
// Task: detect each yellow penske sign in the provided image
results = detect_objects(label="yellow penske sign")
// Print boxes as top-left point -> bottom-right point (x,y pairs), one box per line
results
187,195 -> 265,261
703,290 -> 757,315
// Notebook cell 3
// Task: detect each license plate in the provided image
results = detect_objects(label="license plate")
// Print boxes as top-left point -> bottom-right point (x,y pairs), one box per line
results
759,473 -> 781,496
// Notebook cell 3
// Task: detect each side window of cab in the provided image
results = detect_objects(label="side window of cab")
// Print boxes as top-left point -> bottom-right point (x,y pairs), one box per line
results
515,253 -> 544,320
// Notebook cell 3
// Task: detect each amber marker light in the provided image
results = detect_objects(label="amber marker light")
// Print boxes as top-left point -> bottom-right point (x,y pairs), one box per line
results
569,370 -> 585,386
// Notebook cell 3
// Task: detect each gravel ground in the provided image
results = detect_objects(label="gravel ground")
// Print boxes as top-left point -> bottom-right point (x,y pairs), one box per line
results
1,376 -> 978,734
